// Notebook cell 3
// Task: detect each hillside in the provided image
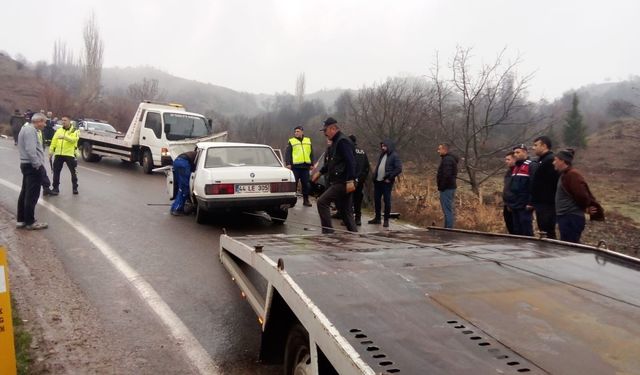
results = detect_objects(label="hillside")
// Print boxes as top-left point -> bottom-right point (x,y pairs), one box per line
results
0,53 -> 44,121
577,119 -> 640,175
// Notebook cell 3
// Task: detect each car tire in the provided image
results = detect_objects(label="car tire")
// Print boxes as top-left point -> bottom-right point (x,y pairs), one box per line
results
142,150 -> 154,174
284,324 -> 311,375
81,142 -> 101,162
267,207 -> 288,224
195,203 -> 208,224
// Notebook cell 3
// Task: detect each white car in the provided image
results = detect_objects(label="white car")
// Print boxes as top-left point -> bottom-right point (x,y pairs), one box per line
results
165,142 -> 297,224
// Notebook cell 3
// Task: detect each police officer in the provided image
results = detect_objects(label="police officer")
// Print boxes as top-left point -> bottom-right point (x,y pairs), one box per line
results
49,116 -> 80,195
349,135 -> 370,226
285,126 -> 314,207
312,117 -> 357,233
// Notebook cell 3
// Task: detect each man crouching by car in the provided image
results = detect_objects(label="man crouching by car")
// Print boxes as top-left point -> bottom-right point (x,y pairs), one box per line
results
312,117 -> 357,234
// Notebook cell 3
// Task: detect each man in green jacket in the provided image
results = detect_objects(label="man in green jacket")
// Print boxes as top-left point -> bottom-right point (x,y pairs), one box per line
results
50,116 -> 80,195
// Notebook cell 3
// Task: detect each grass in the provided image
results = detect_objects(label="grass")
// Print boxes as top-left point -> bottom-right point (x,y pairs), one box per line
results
11,297 -> 32,375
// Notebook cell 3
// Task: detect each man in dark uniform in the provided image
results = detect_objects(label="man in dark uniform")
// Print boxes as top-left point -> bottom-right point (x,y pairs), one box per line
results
312,117 -> 357,233
349,135 -> 370,226
171,149 -> 198,216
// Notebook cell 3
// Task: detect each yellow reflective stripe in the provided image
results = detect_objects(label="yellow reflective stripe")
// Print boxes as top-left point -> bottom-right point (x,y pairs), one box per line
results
289,137 -> 312,164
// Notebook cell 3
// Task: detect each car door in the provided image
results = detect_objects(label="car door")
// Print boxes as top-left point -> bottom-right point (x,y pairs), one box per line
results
140,111 -> 163,164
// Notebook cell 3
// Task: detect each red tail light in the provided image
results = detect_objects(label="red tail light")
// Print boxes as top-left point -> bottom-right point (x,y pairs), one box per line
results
205,183 -> 235,195
270,182 -> 296,193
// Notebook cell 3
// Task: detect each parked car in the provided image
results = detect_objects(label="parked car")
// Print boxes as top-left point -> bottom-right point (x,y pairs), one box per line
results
162,142 -> 297,224
77,119 -> 119,133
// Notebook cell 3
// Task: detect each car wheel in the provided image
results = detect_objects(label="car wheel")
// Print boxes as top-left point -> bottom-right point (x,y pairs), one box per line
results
284,324 -> 312,375
195,203 -> 208,224
142,150 -> 154,174
81,142 -> 100,162
267,207 -> 288,224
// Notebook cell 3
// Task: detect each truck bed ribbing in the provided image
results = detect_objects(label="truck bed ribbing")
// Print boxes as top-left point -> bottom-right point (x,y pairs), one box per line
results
220,228 -> 640,374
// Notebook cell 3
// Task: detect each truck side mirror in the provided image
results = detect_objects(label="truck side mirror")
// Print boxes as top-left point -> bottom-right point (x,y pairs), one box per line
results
164,124 -> 171,134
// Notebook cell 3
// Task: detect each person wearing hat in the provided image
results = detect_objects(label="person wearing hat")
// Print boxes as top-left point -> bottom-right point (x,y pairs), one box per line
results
507,144 -> 537,236
10,109 -> 24,146
553,149 -> 604,243
285,125 -> 314,207
369,139 -> 402,228
312,117 -> 358,233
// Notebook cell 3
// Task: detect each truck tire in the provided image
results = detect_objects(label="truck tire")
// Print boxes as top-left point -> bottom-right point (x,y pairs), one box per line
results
267,207 -> 288,225
284,324 -> 311,375
81,142 -> 101,162
195,204 -> 208,224
142,150 -> 154,174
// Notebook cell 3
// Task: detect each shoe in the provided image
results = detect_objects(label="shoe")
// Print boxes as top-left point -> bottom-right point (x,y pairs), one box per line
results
16,221 -> 26,229
383,219 -> 389,228
303,198 -> 312,207
25,222 -> 48,230
73,189 -> 79,195
170,210 -> 185,216
322,229 -> 335,234
51,188 -> 60,195
368,218 -> 381,224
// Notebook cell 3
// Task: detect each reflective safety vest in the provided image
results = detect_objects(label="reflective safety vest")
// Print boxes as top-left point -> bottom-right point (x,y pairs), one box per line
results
289,136 -> 312,165
50,126 -> 79,157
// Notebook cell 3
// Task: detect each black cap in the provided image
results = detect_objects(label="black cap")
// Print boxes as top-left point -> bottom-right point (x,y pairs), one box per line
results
556,149 -> 575,164
349,134 -> 356,143
321,117 -> 338,130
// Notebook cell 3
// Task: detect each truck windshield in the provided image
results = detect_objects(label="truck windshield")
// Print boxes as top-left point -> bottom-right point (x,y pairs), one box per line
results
204,147 -> 282,168
163,113 -> 211,140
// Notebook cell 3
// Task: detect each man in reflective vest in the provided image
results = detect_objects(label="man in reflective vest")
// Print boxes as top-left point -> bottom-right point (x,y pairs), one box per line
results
285,126 -> 314,207
49,116 -> 80,195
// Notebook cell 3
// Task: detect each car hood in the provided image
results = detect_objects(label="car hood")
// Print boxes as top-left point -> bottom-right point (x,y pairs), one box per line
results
198,166 -> 295,183
168,131 -> 229,158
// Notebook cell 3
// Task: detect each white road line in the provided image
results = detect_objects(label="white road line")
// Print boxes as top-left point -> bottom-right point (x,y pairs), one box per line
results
0,146 -> 14,151
77,165 -> 113,177
0,178 -> 220,374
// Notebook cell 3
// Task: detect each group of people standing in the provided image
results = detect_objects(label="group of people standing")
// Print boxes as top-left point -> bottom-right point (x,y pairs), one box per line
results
286,117 -> 460,234
503,136 -> 603,243
13,108 -> 81,230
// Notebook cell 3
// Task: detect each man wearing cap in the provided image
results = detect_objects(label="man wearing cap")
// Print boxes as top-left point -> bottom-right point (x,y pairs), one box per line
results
508,144 -> 537,236
285,126 -> 314,207
312,117 -> 358,233
553,149 -> 604,243
530,135 -> 559,239
17,113 -> 48,230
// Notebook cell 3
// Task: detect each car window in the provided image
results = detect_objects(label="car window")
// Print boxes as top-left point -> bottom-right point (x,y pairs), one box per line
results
164,113 -> 211,141
204,147 -> 281,168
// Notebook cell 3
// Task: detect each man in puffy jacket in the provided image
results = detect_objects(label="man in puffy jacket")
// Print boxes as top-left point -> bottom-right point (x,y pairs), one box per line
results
437,143 -> 459,228
369,139 -> 402,228
507,144 -> 538,236
49,116 -> 79,195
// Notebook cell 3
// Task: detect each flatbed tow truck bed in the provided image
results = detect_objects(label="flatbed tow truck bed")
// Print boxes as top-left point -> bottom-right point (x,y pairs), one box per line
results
220,228 -> 640,375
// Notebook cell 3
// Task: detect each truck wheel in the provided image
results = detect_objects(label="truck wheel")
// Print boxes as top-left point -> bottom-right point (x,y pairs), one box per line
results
81,143 -> 101,162
195,204 -> 208,224
142,150 -> 154,174
267,207 -> 288,225
284,324 -> 311,375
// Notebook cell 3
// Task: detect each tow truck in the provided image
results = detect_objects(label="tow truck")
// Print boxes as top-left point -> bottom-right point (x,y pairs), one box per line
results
78,101 -> 228,173
219,227 -> 640,374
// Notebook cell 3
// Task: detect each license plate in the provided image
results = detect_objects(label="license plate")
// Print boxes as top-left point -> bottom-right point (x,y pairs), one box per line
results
235,184 -> 270,193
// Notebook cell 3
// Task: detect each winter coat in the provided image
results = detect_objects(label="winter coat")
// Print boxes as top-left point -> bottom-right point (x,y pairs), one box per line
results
372,139 -> 402,183
437,153 -> 459,191
559,167 -> 605,221
507,158 -> 538,210
50,126 -> 79,157
531,151 -> 559,205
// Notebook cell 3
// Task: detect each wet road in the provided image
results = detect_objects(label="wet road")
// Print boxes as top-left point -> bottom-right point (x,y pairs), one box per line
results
0,138 -> 387,374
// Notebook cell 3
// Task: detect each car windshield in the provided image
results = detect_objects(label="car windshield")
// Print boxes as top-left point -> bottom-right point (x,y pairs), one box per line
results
164,113 -> 211,141
86,122 -> 116,132
204,147 -> 282,168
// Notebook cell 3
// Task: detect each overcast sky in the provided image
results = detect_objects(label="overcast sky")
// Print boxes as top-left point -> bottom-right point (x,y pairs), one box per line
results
2,0 -> 638,100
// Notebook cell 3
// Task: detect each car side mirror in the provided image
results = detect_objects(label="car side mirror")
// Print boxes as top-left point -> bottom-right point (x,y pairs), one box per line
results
164,124 -> 171,134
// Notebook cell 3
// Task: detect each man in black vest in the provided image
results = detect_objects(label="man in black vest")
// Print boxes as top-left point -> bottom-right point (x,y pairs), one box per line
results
312,117 -> 357,233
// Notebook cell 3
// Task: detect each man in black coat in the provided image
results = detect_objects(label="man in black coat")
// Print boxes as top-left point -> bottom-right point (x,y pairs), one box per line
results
530,135 -> 559,239
502,151 -> 516,234
10,109 -> 24,146
349,135 -> 370,226
312,117 -> 357,233
369,139 -> 402,228
437,143 -> 459,228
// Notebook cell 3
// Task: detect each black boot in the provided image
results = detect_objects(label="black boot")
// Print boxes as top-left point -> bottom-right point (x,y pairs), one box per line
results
368,217 -> 381,224
383,218 -> 389,228
303,196 -> 312,207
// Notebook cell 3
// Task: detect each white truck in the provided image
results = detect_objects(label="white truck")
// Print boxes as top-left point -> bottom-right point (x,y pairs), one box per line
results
78,101 -> 228,173
220,227 -> 640,375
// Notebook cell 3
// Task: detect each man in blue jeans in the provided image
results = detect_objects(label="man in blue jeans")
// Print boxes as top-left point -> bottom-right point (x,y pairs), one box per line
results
437,143 -> 459,228
369,140 -> 402,228
171,150 -> 197,216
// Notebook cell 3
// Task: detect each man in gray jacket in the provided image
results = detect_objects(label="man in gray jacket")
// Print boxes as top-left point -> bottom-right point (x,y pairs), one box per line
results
17,113 -> 48,230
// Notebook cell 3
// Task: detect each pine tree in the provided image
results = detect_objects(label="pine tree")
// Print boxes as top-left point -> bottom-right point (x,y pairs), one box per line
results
564,93 -> 587,148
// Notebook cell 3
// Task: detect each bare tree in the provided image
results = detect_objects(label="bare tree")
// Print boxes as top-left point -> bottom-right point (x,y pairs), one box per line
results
128,78 -> 161,102
431,47 -> 538,196
348,77 -> 436,152
295,73 -> 306,109
79,13 -> 104,108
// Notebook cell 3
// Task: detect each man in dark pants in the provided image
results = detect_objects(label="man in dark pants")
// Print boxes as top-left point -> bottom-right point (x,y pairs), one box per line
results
49,116 -> 79,194
17,113 -> 48,230
10,109 -> 24,146
502,151 -> 516,234
530,135 -> 559,239
285,126 -> 314,207
437,143 -> 459,228
349,135 -> 369,226
312,117 -> 357,234
171,150 -> 197,216
509,144 -> 538,236
369,140 -> 402,228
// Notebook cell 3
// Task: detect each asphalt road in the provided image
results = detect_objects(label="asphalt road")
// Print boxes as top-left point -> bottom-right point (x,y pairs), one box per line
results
0,138 -> 388,374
